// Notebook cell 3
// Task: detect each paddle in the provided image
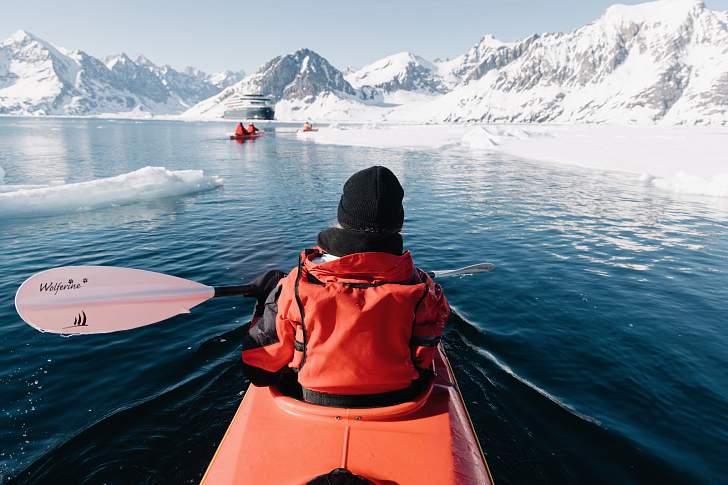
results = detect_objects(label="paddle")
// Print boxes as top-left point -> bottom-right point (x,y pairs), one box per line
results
14,266 -> 254,335
15,263 -> 494,335
430,263 -> 495,278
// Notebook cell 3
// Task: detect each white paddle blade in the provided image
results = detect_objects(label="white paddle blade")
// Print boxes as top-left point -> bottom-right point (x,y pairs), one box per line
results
15,266 -> 214,335
432,263 -> 495,278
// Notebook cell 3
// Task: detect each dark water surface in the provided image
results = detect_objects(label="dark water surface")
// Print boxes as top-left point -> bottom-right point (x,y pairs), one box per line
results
1,118 -> 726,484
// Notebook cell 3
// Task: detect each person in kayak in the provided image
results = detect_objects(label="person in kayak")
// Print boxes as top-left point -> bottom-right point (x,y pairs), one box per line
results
247,122 -> 260,135
242,166 -> 450,407
303,121 -> 314,132
234,122 -> 248,137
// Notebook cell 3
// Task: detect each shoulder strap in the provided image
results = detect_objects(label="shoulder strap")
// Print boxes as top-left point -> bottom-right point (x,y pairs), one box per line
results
293,253 -> 308,367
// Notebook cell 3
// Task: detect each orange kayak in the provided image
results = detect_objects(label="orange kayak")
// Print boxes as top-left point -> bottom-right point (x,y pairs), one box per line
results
229,133 -> 262,140
202,345 -> 493,484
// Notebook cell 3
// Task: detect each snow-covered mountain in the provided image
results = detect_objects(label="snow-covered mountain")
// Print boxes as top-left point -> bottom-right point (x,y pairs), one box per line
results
188,0 -> 728,124
184,48 -> 361,119
203,69 -> 246,89
0,31 -> 240,116
4,0 -> 728,124
412,0 -> 728,124
346,52 -> 446,94
178,65 -> 245,90
434,34 -> 537,88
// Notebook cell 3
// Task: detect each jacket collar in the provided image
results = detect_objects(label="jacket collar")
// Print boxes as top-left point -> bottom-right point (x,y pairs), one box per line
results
302,248 -> 415,284
317,227 -> 403,257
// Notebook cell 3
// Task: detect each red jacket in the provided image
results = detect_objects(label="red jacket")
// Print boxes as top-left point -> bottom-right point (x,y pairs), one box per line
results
235,123 -> 247,136
247,124 -> 258,133
242,248 -> 450,395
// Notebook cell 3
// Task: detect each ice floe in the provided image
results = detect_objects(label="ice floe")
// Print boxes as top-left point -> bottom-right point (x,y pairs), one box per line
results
294,124 -> 728,198
0,166 -> 223,219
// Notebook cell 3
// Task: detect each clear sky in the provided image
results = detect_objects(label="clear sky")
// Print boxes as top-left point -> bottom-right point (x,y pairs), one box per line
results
2,0 -> 728,74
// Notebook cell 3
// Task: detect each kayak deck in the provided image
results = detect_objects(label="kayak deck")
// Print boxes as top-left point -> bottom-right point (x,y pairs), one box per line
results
202,346 -> 493,484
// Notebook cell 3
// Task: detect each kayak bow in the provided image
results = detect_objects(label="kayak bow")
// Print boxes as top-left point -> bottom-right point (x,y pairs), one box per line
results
202,344 -> 493,484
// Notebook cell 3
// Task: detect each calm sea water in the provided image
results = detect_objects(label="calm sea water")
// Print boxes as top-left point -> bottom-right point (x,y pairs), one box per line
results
1,118 -> 726,484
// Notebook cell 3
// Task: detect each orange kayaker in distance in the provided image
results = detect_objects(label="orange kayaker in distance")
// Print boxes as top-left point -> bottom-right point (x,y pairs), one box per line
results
247,122 -> 260,135
303,121 -> 315,132
234,122 -> 249,138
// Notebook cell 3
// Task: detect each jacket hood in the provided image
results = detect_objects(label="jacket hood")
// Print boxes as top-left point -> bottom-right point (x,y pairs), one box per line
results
302,249 -> 415,285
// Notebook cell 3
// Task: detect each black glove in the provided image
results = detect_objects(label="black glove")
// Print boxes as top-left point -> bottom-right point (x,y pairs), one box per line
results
248,269 -> 285,317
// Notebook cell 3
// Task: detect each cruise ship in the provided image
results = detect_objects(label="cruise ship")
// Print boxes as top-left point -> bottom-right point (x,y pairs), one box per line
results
223,94 -> 275,120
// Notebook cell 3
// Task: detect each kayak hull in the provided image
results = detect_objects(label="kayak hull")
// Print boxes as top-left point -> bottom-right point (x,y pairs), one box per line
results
229,133 -> 262,141
202,345 -> 493,485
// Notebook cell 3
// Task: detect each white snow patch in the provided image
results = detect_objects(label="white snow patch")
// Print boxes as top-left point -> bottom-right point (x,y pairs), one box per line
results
640,173 -> 657,185
0,166 -> 223,219
274,93 -> 389,122
306,124 -> 466,149
461,126 -> 501,150
650,172 -> 728,198
297,123 -> 728,198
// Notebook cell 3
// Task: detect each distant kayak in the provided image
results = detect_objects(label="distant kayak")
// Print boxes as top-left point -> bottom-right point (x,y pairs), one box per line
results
302,128 -> 319,133
229,133 -> 262,141
202,344 -> 493,484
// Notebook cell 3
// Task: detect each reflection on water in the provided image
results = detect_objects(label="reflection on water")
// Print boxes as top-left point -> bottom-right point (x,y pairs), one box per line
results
0,118 -> 727,484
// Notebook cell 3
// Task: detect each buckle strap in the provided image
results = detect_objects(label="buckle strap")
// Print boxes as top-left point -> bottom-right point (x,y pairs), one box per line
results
293,254 -> 308,367
302,378 -> 428,408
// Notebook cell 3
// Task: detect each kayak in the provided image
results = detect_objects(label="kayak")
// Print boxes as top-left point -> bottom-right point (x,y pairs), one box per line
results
202,345 -> 492,484
202,344 -> 493,484
302,128 -> 319,132
229,133 -> 262,140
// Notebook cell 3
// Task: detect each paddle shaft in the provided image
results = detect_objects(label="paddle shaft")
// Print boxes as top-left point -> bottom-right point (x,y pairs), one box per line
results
15,263 -> 494,334
213,264 -> 494,297
213,284 -> 256,298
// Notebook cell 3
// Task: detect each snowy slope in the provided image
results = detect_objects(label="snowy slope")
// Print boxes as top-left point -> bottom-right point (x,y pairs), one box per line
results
184,48 -> 361,119
406,0 -> 728,124
0,31 -> 234,116
346,52 -> 446,94
186,0 -> 728,124
435,34 -> 524,88
203,69 -> 246,89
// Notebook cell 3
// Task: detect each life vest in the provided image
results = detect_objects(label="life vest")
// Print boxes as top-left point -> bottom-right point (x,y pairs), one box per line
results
235,124 -> 246,136
247,124 -> 257,133
286,249 -> 444,395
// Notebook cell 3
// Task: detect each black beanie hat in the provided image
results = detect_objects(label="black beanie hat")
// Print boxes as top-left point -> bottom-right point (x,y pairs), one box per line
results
337,166 -> 404,233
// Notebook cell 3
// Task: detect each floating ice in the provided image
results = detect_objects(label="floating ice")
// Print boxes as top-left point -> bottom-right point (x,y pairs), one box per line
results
0,184 -> 52,193
649,172 -> 728,198
0,166 -> 223,219
461,126 -> 500,150
297,124 -> 728,198
639,173 -> 657,186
